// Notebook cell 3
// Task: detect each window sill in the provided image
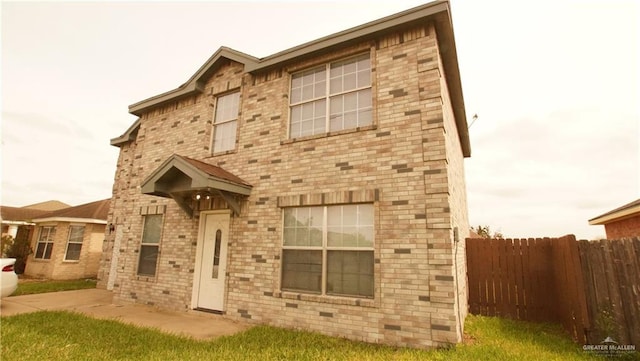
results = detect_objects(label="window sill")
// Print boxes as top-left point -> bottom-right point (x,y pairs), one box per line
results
281,124 -> 377,145
135,275 -> 156,282
207,149 -> 237,158
275,291 -> 376,308
62,260 -> 80,263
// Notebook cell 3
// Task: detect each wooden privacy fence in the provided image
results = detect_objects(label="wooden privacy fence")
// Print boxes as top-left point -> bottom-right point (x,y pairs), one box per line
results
578,237 -> 640,347
466,235 -> 640,346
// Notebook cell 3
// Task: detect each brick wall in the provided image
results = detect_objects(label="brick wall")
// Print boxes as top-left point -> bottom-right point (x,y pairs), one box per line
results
98,22 -> 469,348
25,222 -> 104,280
604,215 -> 640,239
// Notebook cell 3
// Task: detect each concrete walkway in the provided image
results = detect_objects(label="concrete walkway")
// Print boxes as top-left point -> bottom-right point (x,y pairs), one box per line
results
0,289 -> 250,340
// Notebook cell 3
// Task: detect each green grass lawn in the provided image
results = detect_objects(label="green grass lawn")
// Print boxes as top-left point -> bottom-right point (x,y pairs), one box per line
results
2,311 -> 621,361
12,278 -> 97,296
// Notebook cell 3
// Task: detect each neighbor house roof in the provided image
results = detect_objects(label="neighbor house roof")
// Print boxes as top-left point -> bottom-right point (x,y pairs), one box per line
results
32,199 -> 110,224
589,198 -> 640,225
112,0 -> 471,157
0,206 -> 51,223
21,200 -> 70,211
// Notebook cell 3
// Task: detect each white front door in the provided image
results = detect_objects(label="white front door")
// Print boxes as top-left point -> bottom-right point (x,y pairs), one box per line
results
193,211 -> 229,311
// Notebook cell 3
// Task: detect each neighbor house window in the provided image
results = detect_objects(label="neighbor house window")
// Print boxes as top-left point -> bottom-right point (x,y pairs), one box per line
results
289,53 -> 372,138
35,226 -> 56,260
137,214 -> 163,276
64,225 -> 85,261
212,91 -> 240,153
282,204 -> 374,298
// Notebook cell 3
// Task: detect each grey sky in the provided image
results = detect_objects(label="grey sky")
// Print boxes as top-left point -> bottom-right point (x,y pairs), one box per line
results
2,0 -> 638,239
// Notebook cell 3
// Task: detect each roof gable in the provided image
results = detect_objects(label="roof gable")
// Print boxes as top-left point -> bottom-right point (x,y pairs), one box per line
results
141,154 -> 252,217
142,154 -> 251,196
127,47 -> 259,117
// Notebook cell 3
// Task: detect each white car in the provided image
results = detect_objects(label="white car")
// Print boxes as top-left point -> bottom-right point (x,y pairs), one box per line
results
1,258 -> 19,298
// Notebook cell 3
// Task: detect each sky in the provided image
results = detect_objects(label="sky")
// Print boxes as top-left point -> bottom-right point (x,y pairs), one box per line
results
1,0 -> 638,240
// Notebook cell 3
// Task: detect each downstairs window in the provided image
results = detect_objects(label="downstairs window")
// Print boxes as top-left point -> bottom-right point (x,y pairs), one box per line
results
282,204 -> 374,298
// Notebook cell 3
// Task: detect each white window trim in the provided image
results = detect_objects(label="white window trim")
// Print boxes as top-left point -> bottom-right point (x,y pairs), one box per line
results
137,214 -> 164,277
63,224 -> 85,262
211,91 -> 240,154
34,225 -> 56,260
288,53 -> 372,138
281,204 -> 374,298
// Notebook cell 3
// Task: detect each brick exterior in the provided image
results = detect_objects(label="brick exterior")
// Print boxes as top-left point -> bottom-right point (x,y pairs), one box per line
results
25,222 -> 105,280
98,20 -> 470,349
604,215 -> 640,239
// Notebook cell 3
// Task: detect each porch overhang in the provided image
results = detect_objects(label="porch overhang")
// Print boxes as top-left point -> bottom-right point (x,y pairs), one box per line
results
141,154 -> 252,217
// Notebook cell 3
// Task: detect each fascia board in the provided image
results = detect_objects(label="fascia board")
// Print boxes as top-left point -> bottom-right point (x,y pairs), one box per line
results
588,205 -> 640,225
32,217 -> 107,224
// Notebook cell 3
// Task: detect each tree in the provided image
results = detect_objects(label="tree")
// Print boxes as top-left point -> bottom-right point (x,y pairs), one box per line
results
470,225 -> 504,239
1,235 -> 14,257
5,227 -> 33,274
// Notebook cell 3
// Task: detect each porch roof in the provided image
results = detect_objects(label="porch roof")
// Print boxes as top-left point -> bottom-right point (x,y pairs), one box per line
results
141,154 -> 252,217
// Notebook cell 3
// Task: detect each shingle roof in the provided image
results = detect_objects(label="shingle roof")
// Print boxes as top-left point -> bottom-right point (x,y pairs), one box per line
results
21,200 -> 70,211
0,206 -> 51,222
180,156 -> 252,187
32,199 -> 110,222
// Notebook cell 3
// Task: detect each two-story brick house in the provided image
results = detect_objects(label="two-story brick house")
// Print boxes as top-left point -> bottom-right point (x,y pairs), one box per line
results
98,0 -> 471,348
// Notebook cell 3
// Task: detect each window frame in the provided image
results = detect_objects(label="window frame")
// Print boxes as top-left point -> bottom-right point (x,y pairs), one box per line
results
63,224 -> 85,261
281,204 -> 374,299
211,91 -> 240,154
288,53 -> 373,139
34,225 -> 56,260
137,214 -> 164,277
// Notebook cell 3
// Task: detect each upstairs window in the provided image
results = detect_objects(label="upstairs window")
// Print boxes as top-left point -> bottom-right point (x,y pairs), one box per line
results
64,225 -> 85,261
35,226 -> 56,260
289,53 -> 372,138
212,92 -> 240,153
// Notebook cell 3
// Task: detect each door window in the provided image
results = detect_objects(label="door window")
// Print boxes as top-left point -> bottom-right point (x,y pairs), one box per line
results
212,229 -> 222,279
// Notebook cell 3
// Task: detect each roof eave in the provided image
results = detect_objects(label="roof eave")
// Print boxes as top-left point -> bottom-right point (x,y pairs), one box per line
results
128,82 -> 201,117
432,4 -> 471,157
111,118 -> 141,147
32,217 -> 108,224
127,47 -> 260,117
589,204 -> 640,225
245,1 -> 449,73
1,220 -> 35,226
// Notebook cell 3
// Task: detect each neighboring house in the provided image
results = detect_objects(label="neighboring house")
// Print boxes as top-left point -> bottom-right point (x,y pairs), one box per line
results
98,1 -> 471,348
1,200 -> 69,240
25,199 -> 110,280
589,199 -> 640,239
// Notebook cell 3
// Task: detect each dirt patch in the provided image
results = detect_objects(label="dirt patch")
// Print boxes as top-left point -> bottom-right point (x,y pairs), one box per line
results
17,275 -> 48,283
463,332 -> 476,345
